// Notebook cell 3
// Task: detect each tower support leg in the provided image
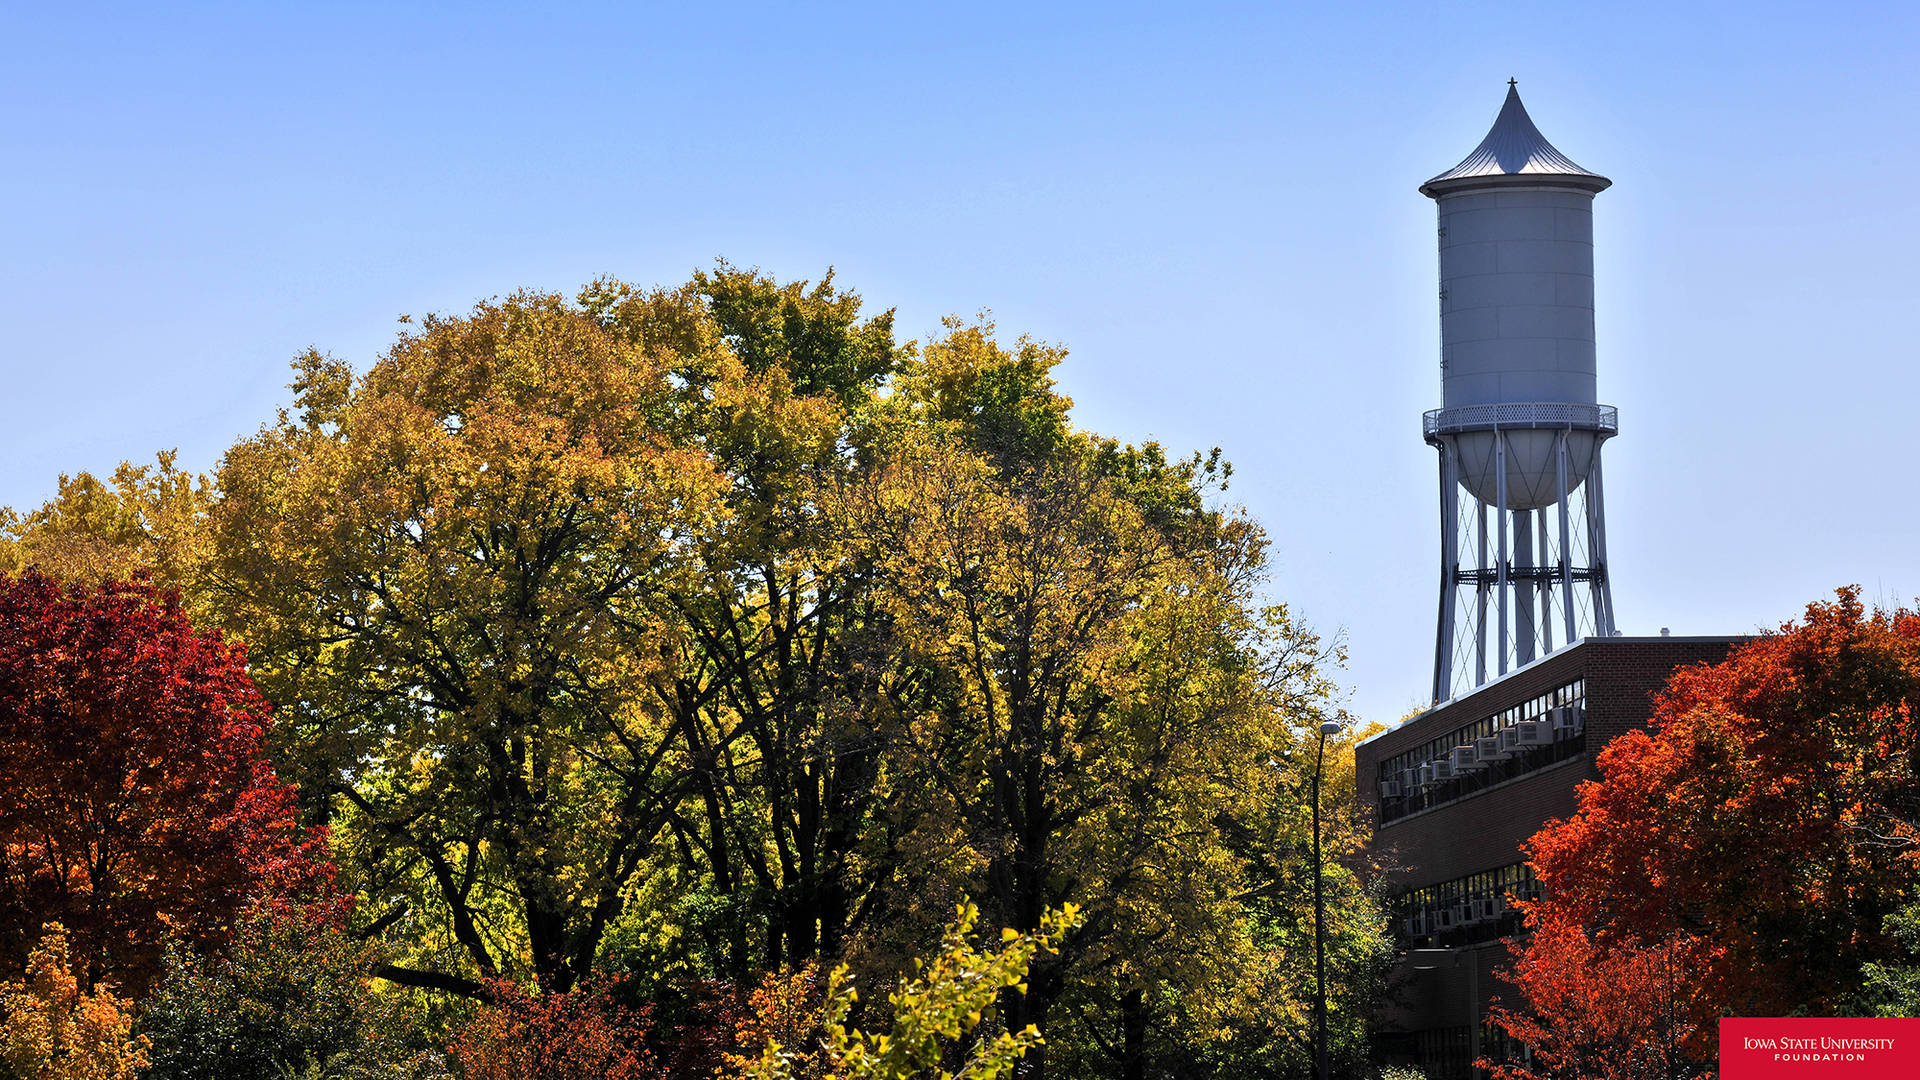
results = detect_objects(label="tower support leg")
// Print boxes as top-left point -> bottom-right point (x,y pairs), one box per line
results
1557,431 -> 1578,645
1495,430 -> 1510,677
1514,507 -> 1535,665
1475,498 -> 1488,687
1586,449 -> 1616,636
1432,438 -> 1459,704
1538,508 -> 1554,654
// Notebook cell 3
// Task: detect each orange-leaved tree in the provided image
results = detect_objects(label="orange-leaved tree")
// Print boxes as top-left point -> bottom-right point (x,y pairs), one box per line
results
1487,588 -> 1920,1076
0,571 -> 328,997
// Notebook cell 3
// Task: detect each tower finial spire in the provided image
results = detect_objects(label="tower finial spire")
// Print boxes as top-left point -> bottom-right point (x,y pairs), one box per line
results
1420,81 -> 1610,197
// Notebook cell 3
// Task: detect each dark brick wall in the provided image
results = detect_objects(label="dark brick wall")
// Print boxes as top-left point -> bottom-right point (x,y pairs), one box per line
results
1370,758 -> 1588,891
1388,940 -> 1512,1034
1579,638 -> 1741,755
1358,645 -> 1587,890
1358,637 -> 1747,1063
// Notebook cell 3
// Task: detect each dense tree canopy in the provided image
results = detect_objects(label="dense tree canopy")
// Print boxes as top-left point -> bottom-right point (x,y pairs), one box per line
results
141,905 -> 440,1080
207,287 -> 734,995
836,412 -> 1377,1077
0,266 -> 1386,1079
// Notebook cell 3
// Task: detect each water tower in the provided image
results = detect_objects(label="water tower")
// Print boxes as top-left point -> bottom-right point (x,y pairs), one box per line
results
1424,82 -> 1618,702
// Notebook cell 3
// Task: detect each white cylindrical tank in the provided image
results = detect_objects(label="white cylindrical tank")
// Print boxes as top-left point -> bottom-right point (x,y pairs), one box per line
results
1422,84 -> 1612,511
1437,188 -> 1596,410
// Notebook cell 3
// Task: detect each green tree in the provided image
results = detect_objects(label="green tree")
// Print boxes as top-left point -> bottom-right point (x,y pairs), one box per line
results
140,905 -> 443,1080
835,322 -> 1382,1080
1857,903 -> 1920,1017
582,265 -> 909,977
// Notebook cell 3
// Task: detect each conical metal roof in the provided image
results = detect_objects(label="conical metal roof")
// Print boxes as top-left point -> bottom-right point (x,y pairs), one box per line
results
1421,82 -> 1610,198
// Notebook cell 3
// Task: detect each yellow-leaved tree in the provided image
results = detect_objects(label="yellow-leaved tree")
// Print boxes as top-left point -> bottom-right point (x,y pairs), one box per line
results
579,265 -> 912,980
741,903 -> 1083,1080
0,924 -> 147,1080
207,290 -> 730,993
0,452 -> 211,597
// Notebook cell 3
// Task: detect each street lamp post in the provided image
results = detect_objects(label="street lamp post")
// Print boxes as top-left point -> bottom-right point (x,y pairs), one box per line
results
1312,717 -> 1342,1080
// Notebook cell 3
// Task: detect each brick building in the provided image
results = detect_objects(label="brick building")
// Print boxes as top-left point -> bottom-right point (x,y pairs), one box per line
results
1355,635 -> 1744,1077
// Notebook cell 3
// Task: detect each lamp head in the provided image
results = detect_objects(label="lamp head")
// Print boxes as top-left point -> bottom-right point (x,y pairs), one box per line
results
1319,720 -> 1342,737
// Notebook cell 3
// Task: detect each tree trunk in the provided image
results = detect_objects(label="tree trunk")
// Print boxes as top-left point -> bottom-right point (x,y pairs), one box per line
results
1002,985 -> 1050,1080
1120,988 -> 1147,1080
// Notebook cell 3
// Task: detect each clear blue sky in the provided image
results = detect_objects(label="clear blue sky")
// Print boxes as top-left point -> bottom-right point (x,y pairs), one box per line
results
6,2 -> 1918,726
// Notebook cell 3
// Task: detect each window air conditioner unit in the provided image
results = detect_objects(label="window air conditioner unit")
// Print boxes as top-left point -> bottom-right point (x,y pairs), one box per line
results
1450,745 -> 1483,771
1415,764 -> 1437,787
1475,735 -> 1510,761
1454,902 -> 1479,926
1552,706 -> 1585,739
1429,759 -> 1458,782
1431,905 -> 1456,931
1512,721 -> 1550,747
1398,769 -> 1419,791
1379,779 -> 1402,799
1406,912 -> 1429,937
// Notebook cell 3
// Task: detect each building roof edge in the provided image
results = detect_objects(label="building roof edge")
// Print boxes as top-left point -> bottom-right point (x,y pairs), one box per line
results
1358,634 -> 1754,745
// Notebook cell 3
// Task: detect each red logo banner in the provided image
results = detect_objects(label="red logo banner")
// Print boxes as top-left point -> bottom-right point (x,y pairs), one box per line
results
1721,1019 -> 1920,1078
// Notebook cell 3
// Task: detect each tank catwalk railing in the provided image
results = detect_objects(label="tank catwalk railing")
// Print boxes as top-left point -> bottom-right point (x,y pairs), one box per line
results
1423,402 -> 1618,438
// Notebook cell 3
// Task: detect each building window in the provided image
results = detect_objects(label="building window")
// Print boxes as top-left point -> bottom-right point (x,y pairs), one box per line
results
1374,679 -> 1586,823
1392,862 -> 1539,949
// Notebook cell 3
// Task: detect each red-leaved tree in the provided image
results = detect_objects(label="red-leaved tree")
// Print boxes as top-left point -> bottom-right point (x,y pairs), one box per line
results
448,978 -> 660,1080
1483,903 -> 1721,1080
0,571 -> 328,996
1486,588 -> 1920,1076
